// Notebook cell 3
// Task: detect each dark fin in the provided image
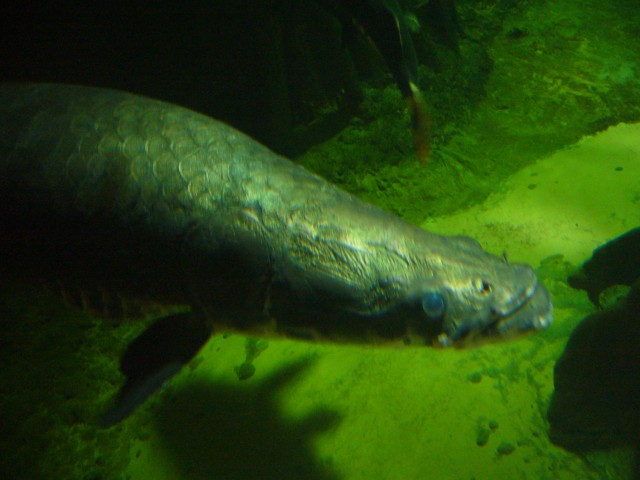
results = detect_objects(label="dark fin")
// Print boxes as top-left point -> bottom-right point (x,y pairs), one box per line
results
101,311 -> 211,427
101,362 -> 183,427
346,0 -> 418,94
407,82 -> 432,164
317,1 -> 416,91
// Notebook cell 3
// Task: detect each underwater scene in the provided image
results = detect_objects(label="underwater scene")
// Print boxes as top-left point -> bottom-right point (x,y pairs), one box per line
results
0,1 -> 639,479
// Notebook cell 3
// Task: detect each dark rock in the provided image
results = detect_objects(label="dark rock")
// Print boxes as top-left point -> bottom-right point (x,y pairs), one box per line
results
496,441 -> 515,456
476,426 -> 490,446
569,227 -> 640,306
548,280 -> 640,452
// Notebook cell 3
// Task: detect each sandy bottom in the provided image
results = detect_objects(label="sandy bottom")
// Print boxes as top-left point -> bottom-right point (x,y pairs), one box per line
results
124,124 -> 639,479
422,123 -> 640,266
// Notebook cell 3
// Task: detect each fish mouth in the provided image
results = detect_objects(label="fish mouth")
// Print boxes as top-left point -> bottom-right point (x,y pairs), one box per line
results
438,282 -> 553,347
492,282 -> 553,334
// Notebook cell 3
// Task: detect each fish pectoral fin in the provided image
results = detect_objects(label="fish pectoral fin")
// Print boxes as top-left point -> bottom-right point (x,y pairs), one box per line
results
101,362 -> 183,427
101,311 -> 211,427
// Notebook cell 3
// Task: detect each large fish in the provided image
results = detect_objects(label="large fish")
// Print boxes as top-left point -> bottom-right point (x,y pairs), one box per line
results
0,83 -> 552,424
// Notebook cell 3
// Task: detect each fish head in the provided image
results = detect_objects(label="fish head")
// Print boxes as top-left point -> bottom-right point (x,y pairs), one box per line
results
405,235 -> 552,347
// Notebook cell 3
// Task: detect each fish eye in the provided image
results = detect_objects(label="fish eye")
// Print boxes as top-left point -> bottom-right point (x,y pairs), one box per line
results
422,291 -> 445,319
473,278 -> 492,295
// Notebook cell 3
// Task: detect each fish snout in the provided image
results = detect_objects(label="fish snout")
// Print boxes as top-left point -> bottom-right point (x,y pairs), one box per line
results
437,263 -> 552,347
494,282 -> 553,335
491,263 -> 538,316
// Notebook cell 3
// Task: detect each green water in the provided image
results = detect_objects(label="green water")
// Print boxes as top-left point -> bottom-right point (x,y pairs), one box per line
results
0,261 -> 634,479
1,0 -> 640,479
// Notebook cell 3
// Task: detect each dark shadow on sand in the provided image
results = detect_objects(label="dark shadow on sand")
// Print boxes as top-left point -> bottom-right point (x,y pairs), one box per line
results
151,358 -> 343,480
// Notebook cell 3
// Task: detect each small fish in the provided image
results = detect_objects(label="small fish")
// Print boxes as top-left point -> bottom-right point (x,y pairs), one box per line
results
320,0 -> 432,162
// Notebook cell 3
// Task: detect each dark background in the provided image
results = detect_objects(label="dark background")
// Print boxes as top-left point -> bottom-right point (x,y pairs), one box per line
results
0,0 -> 467,155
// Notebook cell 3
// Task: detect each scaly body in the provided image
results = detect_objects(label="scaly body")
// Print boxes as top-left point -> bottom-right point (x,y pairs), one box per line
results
0,84 -> 551,422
